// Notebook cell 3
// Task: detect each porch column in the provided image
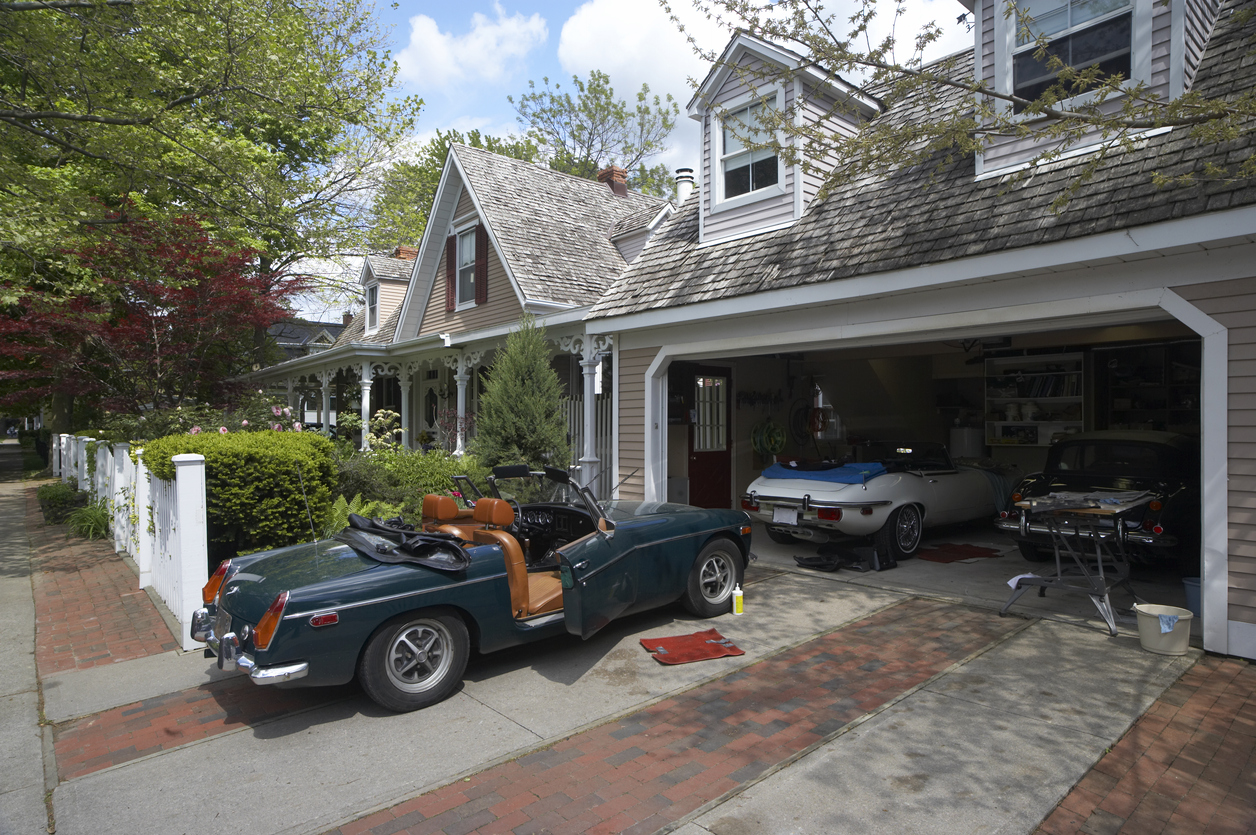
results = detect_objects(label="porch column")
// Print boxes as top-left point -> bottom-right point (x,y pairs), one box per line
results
286,378 -> 296,411
580,354 -> 600,495
321,372 -> 332,434
359,362 -> 373,451
453,365 -> 470,456
399,367 -> 413,451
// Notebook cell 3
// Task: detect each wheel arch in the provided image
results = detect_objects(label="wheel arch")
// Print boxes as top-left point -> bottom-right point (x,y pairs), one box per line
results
354,603 -> 483,672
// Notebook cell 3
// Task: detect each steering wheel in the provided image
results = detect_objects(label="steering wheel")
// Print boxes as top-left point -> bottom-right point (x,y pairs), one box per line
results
505,499 -> 525,536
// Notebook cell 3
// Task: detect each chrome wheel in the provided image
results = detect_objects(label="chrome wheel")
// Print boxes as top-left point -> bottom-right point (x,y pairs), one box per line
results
699,551 -> 736,604
894,505 -> 922,553
383,618 -> 455,694
683,541 -> 744,617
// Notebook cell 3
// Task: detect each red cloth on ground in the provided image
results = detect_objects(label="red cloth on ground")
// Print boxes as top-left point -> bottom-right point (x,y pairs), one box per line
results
640,629 -> 744,665
916,543 -> 1002,563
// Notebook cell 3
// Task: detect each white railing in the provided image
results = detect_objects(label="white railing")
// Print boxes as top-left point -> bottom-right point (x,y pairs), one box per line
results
564,394 -> 613,497
61,433 -> 208,651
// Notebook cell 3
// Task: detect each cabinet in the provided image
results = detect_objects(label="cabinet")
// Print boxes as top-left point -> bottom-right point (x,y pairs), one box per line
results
985,353 -> 1084,447
1095,340 -> 1200,435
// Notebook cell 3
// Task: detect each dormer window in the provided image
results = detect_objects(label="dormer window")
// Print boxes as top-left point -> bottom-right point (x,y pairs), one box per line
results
366,284 -> 379,331
713,90 -> 785,211
1012,1 -> 1132,109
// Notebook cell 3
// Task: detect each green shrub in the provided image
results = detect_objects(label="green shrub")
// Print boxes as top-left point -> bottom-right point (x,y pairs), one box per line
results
37,480 -> 87,524
334,447 -> 489,518
97,392 -> 300,444
139,430 -> 336,562
321,494 -> 404,539
66,499 -> 111,540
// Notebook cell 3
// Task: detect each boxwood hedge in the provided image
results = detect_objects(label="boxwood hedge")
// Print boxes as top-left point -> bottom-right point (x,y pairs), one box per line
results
140,431 -> 335,563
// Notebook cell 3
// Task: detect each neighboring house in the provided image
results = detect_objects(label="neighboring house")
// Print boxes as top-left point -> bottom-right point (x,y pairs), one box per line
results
267,319 -> 348,363
255,0 -> 1256,661
254,146 -> 671,493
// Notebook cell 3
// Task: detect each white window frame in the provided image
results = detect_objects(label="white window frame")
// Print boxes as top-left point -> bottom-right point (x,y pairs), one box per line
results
453,221 -> 477,311
711,86 -> 787,214
365,283 -> 379,334
994,0 -> 1150,118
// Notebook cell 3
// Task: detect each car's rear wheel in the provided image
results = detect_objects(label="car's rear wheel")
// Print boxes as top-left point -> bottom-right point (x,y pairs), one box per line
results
358,611 -> 469,712
765,527 -> 797,545
1018,541 -> 1051,562
875,505 -> 922,560
683,540 -> 744,618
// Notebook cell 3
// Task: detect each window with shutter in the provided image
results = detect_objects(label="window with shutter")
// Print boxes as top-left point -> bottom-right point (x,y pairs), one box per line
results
445,235 -> 456,312
474,224 -> 488,305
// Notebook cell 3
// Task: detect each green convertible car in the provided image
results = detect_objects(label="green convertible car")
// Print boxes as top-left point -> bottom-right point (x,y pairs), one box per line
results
192,467 -> 753,712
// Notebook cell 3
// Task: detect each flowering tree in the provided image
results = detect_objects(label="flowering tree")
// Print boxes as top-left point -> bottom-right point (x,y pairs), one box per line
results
0,211 -> 303,414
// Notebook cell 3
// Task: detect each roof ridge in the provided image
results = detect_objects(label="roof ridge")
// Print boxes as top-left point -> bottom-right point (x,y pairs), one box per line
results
451,143 -> 669,205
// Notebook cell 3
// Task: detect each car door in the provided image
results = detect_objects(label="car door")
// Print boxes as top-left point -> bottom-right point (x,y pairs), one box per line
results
558,524 -> 640,640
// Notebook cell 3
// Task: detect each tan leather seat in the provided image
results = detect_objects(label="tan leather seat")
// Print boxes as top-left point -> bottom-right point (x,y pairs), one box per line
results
468,498 -> 563,618
421,494 -> 474,531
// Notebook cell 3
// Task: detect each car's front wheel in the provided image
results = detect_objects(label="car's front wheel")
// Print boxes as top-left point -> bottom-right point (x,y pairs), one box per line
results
358,611 -> 469,712
683,539 -> 744,617
875,505 -> 922,560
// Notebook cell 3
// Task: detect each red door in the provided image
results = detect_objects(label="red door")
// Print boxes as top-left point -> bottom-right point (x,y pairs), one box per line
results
687,365 -> 732,508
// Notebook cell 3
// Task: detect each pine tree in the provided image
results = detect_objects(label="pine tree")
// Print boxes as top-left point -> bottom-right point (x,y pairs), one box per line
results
472,314 -> 570,470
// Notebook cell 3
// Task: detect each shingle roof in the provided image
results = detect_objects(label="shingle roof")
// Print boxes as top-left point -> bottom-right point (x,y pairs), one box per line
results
330,303 -> 402,348
610,204 -> 668,238
453,145 -> 670,307
364,254 -> 413,281
589,2 -> 1256,320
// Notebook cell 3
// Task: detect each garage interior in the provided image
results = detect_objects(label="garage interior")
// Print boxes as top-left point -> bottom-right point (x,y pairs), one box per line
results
663,319 -> 1204,638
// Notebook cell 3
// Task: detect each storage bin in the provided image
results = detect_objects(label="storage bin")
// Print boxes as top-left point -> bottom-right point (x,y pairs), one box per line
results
1182,577 -> 1201,619
1133,604 -> 1193,656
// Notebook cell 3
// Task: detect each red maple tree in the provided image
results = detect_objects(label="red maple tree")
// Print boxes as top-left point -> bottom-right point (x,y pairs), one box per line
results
0,212 -> 303,413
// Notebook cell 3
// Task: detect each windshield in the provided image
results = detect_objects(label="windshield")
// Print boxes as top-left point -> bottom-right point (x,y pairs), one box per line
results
853,442 -> 953,471
1047,442 -> 1181,479
493,476 -> 585,505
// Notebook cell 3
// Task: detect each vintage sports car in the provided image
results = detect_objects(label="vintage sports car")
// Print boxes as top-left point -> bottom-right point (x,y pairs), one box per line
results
741,442 -> 1006,561
192,467 -> 752,712
996,430 -> 1200,568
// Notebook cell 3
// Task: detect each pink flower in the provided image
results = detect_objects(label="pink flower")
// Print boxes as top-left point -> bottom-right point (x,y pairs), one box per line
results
272,423 -> 283,431
218,426 -> 228,434
271,406 -> 282,417
241,419 -> 249,427
283,407 -> 291,417
190,426 -> 201,435
292,422 -> 303,432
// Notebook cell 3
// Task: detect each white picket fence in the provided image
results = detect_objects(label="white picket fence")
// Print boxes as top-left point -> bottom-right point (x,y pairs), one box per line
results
564,394 -> 612,497
53,434 -> 207,651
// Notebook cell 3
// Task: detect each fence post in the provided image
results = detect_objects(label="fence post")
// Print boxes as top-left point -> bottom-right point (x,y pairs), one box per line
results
112,444 -> 130,554
95,443 -> 109,501
76,437 -> 93,489
173,454 -> 208,650
60,435 -> 73,483
135,453 -> 154,589
51,433 -> 61,477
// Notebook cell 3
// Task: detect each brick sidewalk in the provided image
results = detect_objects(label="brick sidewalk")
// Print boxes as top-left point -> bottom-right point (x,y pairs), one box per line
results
1035,655 -> 1256,835
27,486 -> 178,676
326,597 -> 1022,835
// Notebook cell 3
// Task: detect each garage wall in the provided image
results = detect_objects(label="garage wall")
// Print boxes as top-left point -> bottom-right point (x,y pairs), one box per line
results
617,346 -> 658,500
1173,276 -> 1256,627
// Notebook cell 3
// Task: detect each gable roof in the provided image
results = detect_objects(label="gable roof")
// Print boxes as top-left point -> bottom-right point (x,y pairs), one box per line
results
363,254 -> 414,283
590,3 -> 1256,321
330,303 -> 403,348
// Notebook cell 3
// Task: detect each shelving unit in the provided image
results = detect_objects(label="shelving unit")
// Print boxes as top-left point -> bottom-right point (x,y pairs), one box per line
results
985,353 -> 1085,447
1094,340 -> 1200,436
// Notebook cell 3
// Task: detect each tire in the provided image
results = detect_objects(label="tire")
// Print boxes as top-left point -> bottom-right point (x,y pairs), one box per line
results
358,611 -> 469,712
1017,541 -> 1051,563
765,527 -> 797,545
683,539 -> 744,618
874,505 -> 923,560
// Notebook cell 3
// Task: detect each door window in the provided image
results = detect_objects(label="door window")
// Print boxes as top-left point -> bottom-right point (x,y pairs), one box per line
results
694,376 -> 727,452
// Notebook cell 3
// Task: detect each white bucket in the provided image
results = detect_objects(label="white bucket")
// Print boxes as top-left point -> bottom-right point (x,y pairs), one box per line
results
1133,603 -> 1193,656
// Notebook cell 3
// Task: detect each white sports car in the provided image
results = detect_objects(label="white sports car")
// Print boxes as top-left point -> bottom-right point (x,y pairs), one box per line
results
741,442 -> 1009,560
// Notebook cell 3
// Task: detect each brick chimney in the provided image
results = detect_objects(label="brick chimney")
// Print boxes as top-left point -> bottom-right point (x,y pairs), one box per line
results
342,311 -> 354,326
597,165 -> 628,197
392,245 -> 419,260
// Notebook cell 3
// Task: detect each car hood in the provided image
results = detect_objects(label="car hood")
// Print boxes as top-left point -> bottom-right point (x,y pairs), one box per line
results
745,473 -> 896,496
1030,473 -> 1178,494
220,541 -> 378,623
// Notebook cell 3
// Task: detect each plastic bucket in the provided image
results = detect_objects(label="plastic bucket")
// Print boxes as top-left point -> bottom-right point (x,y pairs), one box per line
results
1182,577 -> 1202,619
1133,604 -> 1193,656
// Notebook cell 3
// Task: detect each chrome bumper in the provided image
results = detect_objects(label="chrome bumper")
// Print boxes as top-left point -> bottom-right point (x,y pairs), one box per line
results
994,518 -> 1177,548
191,606 -> 308,685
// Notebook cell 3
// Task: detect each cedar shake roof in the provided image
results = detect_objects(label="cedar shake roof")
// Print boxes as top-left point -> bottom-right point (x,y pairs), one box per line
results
452,145 -> 669,307
364,254 -> 414,281
330,303 -> 403,348
610,204 -> 669,239
589,1 -> 1256,320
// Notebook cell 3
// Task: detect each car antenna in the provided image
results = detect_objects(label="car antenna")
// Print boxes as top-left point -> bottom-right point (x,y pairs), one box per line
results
608,467 -> 640,496
295,461 -> 320,563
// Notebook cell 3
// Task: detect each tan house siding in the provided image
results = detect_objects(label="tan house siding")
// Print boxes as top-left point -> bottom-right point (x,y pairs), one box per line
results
416,233 -> 525,339
617,346 -> 658,500
1173,276 -> 1256,626
454,188 -> 475,221
377,278 -> 408,322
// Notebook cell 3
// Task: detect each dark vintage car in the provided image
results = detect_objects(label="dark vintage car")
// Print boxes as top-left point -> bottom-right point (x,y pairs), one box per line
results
192,467 -> 752,712
995,430 -> 1199,569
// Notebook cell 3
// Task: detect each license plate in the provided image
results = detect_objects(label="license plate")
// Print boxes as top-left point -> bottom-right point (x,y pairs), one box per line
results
215,605 -> 232,640
772,506 -> 799,525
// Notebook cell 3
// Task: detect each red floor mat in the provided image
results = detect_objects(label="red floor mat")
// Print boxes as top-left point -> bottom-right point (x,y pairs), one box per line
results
640,629 -> 744,665
916,543 -> 1002,563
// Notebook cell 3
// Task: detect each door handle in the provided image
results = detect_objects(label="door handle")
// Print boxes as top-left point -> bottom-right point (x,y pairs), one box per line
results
928,479 -> 939,483
572,560 -> 589,570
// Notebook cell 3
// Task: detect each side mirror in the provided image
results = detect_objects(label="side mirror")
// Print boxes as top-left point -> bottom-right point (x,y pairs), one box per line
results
597,517 -> 616,537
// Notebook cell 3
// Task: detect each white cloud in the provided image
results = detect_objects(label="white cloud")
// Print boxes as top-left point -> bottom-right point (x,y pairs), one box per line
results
555,0 -> 975,177
397,3 -> 548,88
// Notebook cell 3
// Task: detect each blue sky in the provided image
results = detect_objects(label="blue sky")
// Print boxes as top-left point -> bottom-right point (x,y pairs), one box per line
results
371,0 -> 976,176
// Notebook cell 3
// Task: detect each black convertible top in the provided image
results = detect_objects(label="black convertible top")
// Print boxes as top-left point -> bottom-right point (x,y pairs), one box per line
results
332,514 -> 472,571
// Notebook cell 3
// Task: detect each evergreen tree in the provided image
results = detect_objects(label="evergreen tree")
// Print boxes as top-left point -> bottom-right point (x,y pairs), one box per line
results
472,314 -> 569,470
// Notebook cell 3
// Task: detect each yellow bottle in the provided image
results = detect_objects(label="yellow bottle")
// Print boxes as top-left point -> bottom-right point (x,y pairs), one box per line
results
732,584 -> 743,615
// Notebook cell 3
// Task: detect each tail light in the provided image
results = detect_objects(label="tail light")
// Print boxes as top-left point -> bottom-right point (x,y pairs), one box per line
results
1152,524 -> 1164,535
1011,492 -> 1023,503
1149,500 -> 1163,512
202,561 -> 231,605
817,507 -> 842,521
253,591 -> 289,650
741,497 -> 759,512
